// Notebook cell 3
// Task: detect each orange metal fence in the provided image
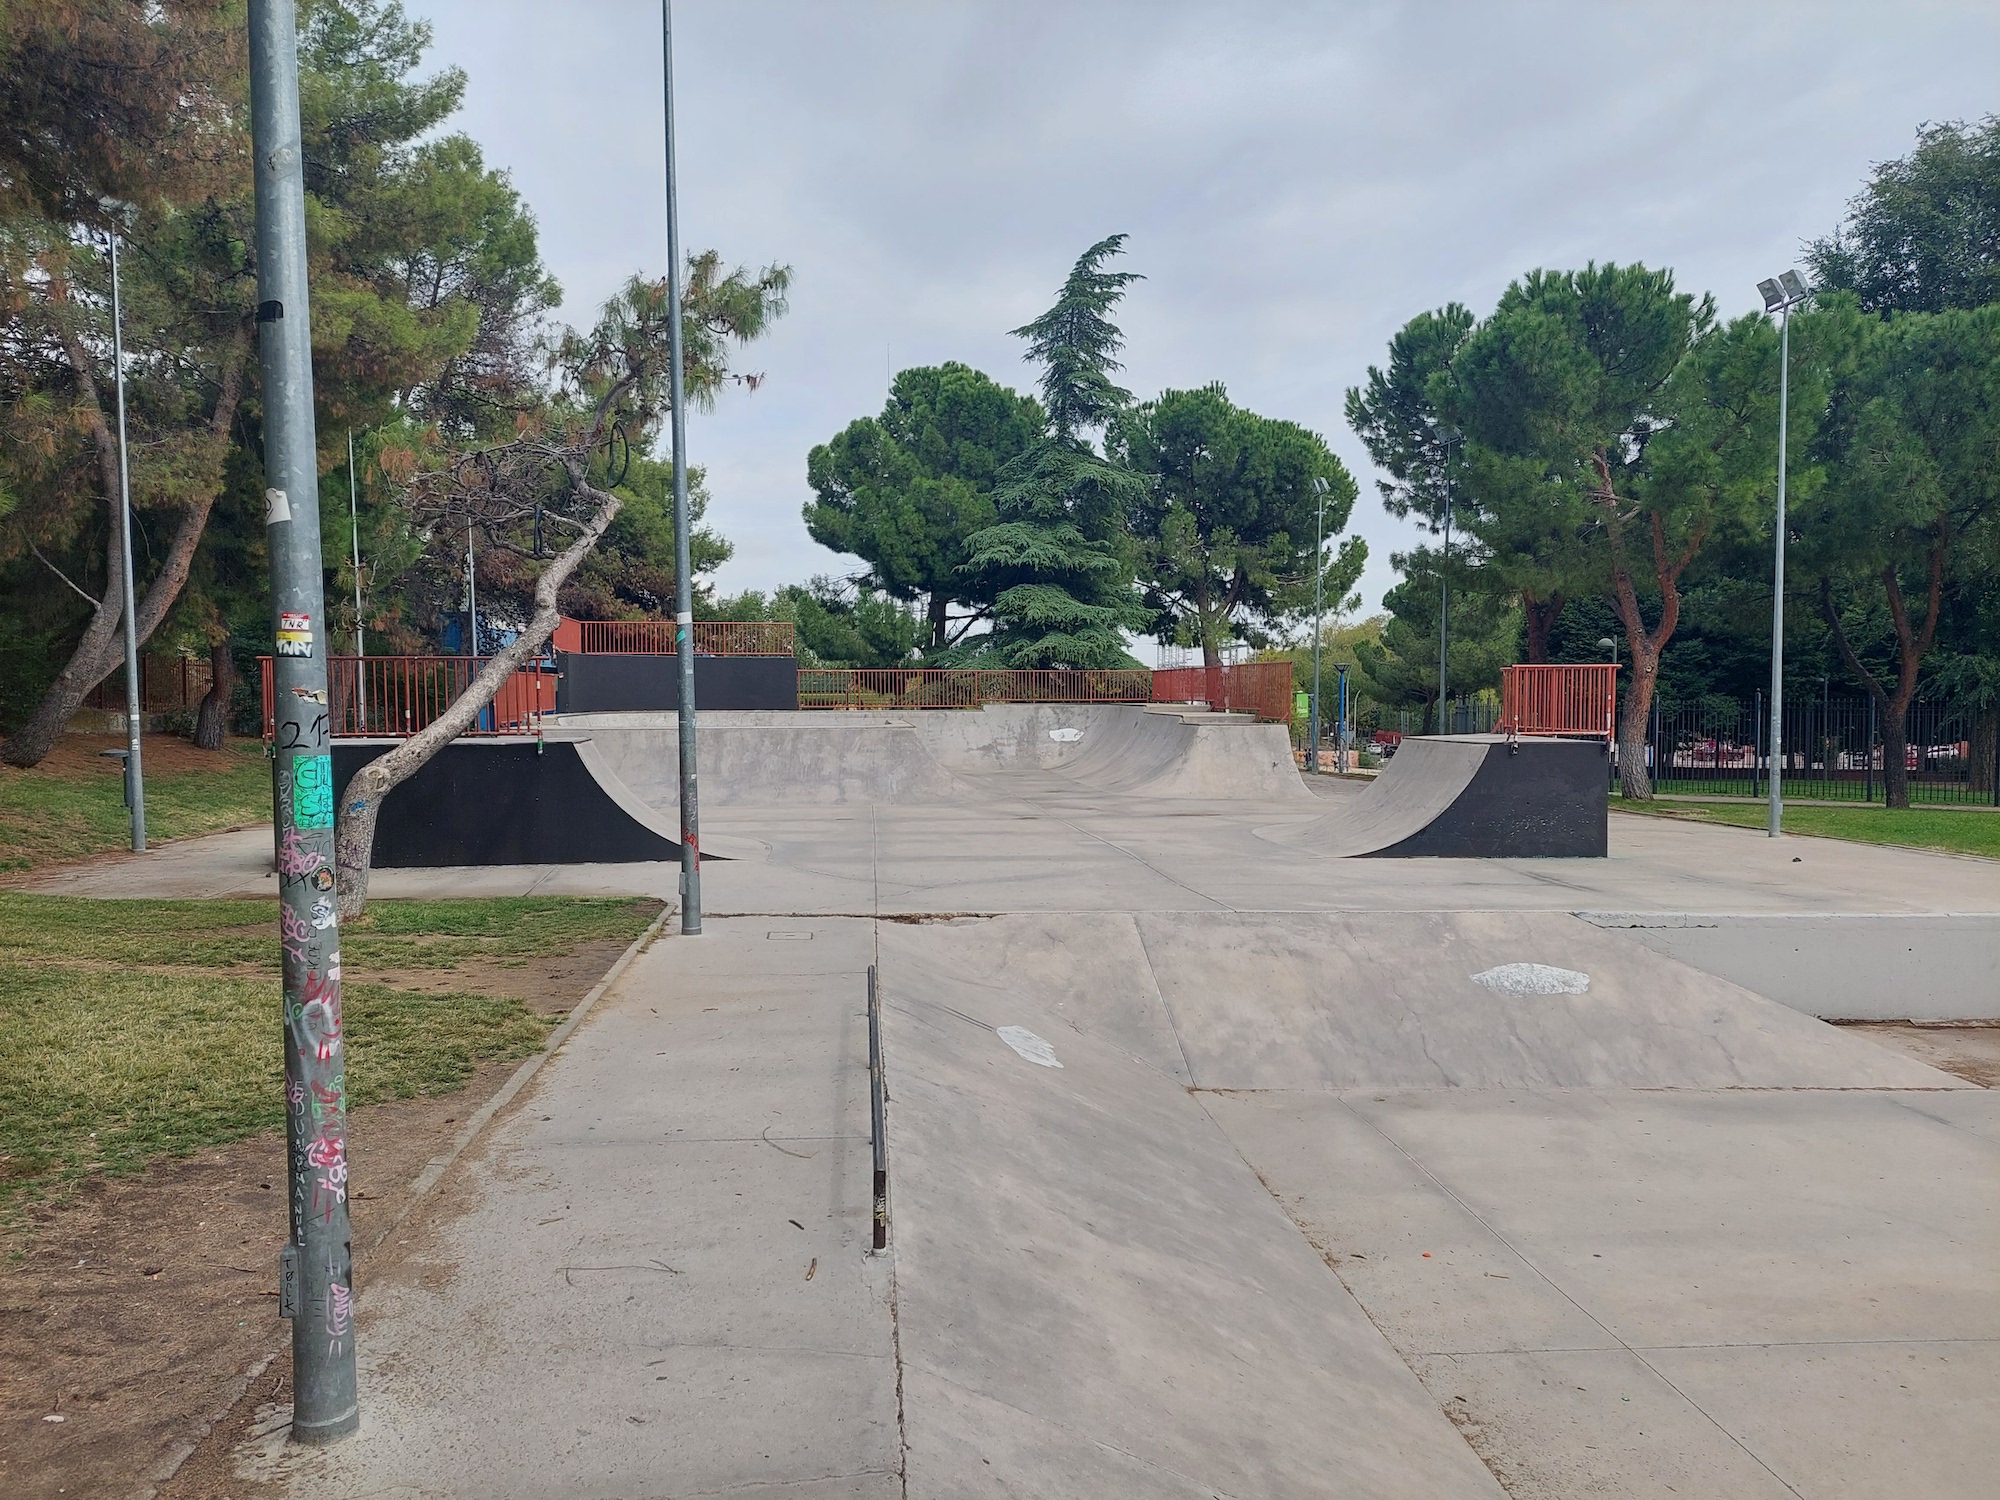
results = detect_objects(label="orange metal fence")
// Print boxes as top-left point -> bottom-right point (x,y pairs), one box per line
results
799,668 -> 1153,711
1498,663 -> 1617,738
560,618 -> 796,656
1150,661 -> 1295,724
261,655 -> 554,741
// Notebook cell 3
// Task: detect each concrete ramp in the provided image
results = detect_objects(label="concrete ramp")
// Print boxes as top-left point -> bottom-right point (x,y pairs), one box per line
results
1267,734 -> 1607,857
877,921 -> 1509,1498
552,710 -> 973,806
881,911 -> 1961,1094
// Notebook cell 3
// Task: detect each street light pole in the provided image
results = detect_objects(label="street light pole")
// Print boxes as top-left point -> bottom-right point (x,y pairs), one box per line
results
249,0 -> 358,1443
1758,271 -> 1811,839
347,432 -> 364,657
1437,427 -> 1458,734
1308,476 -> 1328,773
107,233 -> 146,852
663,0 -> 702,933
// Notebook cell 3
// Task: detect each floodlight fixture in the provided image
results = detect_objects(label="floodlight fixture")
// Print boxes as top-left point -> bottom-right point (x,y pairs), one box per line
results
1758,278 -> 1785,312
1778,269 -> 1809,301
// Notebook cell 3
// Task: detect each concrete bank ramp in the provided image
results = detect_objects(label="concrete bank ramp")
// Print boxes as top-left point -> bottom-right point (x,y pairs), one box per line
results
877,921 -> 1507,1498
552,710 -> 972,806
883,910 -> 1958,1094
1263,734 -> 1607,857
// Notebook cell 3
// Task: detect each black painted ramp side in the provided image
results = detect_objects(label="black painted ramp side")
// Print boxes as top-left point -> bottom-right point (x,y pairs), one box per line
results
1365,736 -> 1607,858
332,739 -> 680,868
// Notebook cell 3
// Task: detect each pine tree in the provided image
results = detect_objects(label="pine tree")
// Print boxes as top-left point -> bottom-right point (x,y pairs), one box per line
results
950,236 -> 1147,668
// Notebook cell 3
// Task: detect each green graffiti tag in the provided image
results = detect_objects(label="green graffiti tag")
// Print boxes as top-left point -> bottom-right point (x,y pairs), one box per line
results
292,754 -> 335,829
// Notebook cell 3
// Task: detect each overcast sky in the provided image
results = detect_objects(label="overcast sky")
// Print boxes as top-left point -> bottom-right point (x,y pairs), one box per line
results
413,0 -> 1998,648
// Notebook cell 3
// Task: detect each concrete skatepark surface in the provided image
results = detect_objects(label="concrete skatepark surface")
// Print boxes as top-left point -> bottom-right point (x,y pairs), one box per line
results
30,705 -> 2000,1497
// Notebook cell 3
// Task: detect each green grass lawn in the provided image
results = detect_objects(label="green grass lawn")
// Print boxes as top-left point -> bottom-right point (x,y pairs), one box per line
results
0,892 -> 660,1217
1615,798 -> 2000,858
0,738 -> 273,873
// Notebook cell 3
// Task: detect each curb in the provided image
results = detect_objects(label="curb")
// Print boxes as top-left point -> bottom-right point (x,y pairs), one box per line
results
129,899 -> 673,1499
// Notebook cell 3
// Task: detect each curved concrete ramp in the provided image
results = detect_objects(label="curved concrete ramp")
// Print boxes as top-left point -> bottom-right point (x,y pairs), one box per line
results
553,710 -> 974,806
1269,734 -> 1607,857
552,703 -> 1309,806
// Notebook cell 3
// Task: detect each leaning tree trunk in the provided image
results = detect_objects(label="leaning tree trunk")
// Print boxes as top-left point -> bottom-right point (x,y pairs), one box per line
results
2,326 -> 245,767
334,489 -> 623,918
1522,591 -> 1564,664
192,639 -> 236,750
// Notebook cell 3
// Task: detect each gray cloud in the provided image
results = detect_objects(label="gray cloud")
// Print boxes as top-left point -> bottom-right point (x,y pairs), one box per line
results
414,0 -> 2000,627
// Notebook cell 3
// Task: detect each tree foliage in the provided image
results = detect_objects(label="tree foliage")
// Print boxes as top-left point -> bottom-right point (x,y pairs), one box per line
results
952,236 -> 1147,668
1113,382 -> 1364,665
1809,115 -> 2000,316
804,362 -> 1039,650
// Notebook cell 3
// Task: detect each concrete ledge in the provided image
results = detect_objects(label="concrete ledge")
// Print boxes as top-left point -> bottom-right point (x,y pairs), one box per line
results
1578,912 -> 2000,1021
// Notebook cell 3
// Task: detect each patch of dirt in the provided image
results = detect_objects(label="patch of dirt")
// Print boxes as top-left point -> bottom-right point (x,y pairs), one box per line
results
0,937 -> 630,1499
361,934 -> 635,1014
1839,1022 -> 2000,1087
24,733 -> 257,780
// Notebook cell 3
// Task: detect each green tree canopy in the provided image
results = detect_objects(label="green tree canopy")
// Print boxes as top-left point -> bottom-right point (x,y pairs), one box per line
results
1351,547 -> 1517,735
1801,301 -> 2000,804
1112,382 -> 1364,665
804,362 -> 1040,651
952,236 -> 1147,668
1809,115 -> 2000,316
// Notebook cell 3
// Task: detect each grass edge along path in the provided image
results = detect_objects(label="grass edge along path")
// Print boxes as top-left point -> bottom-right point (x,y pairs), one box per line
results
0,738 -> 272,874
1613,797 -> 2000,859
0,893 -> 661,1221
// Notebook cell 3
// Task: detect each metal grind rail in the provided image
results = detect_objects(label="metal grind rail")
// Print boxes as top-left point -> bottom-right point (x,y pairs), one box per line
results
868,964 -> 887,1252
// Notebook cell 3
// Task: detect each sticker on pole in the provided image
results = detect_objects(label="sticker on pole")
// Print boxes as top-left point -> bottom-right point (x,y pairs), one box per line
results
292,755 -> 335,829
996,1026 -> 1063,1068
1470,962 -> 1590,995
276,611 -> 313,657
265,487 -> 292,525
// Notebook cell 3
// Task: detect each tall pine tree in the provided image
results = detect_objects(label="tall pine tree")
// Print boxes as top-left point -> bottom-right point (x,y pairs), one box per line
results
950,235 -> 1147,667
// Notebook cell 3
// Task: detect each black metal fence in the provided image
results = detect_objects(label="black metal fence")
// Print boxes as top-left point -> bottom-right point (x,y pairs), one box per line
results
1637,695 -> 1999,806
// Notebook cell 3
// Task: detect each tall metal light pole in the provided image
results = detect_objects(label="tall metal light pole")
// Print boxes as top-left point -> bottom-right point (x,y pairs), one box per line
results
107,233 -> 146,851
663,0 -> 702,933
1757,270 -> 1811,838
1307,475 -> 1328,773
346,432 -> 364,657
249,0 -> 358,1443
1437,426 -> 1459,732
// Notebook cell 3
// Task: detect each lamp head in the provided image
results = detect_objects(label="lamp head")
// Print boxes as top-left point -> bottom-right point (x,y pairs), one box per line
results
1779,269 -> 1809,301
1758,278 -> 1785,312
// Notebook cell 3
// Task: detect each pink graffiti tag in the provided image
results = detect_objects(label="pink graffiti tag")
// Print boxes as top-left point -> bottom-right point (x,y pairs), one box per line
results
276,827 -> 325,880
280,904 -> 312,967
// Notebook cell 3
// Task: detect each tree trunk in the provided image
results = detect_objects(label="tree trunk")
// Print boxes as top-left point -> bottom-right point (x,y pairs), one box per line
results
927,590 -> 948,652
192,639 -> 235,750
2,323 -> 246,767
1522,591 -> 1564,664
1970,706 -> 1999,807
1820,555 -> 1943,811
335,487 -> 623,918
1616,639 -> 1659,800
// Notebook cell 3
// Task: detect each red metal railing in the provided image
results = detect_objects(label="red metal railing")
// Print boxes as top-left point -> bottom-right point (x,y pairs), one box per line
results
556,617 -> 796,656
799,668 -> 1153,711
1499,663 -> 1617,739
260,656 -> 554,741
1151,661 -> 1295,724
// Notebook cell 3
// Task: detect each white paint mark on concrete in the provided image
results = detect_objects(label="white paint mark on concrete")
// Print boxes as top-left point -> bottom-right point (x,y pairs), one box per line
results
997,1025 -> 1063,1068
1471,962 -> 1590,995
1048,727 -> 1084,743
